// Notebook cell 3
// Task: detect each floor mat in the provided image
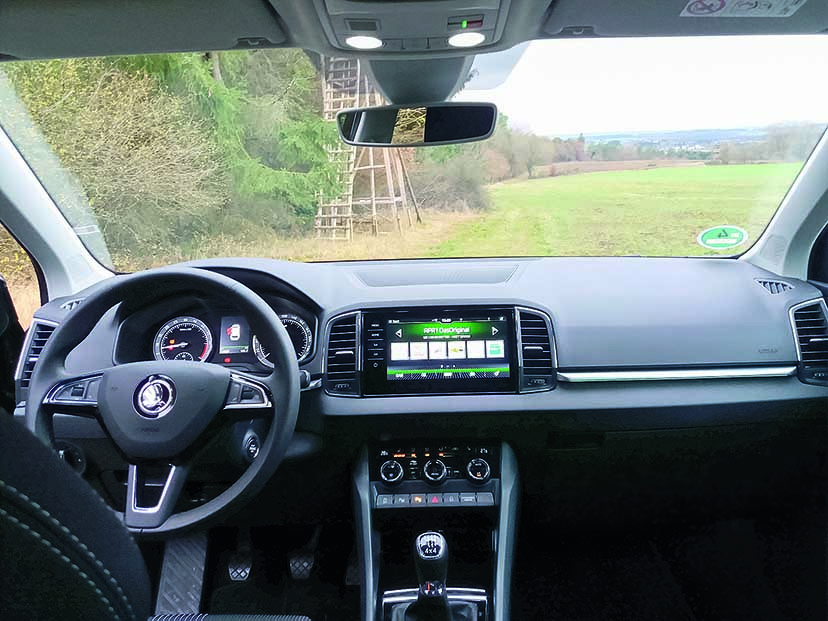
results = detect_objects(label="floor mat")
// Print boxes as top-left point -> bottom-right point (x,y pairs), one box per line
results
207,524 -> 361,621
512,534 -> 695,620
513,510 -> 826,620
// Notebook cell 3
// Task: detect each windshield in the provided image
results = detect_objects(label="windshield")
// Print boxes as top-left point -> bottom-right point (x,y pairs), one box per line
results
0,36 -> 826,270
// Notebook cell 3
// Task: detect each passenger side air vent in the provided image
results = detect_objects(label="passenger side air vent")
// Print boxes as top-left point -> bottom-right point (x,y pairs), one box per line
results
792,301 -> 828,384
517,308 -> 556,392
325,313 -> 360,396
18,321 -> 57,390
757,279 -> 793,294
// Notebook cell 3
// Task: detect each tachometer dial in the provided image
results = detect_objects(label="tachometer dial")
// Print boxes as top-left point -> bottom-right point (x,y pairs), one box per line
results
153,317 -> 213,362
253,314 -> 313,366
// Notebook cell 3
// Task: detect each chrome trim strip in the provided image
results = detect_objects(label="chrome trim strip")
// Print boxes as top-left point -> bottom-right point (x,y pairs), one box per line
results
382,587 -> 488,605
224,373 -> 273,409
128,463 -> 181,515
557,366 -> 797,383
788,297 -> 828,362
43,373 -> 103,406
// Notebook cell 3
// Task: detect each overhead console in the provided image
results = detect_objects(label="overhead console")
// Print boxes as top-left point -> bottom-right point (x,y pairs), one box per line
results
313,0 -> 511,52
324,306 -> 556,397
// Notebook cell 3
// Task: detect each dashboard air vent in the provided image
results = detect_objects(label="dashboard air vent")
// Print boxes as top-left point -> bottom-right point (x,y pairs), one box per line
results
517,308 -> 555,392
325,313 -> 359,396
757,279 -> 793,294
18,321 -> 56,389
791,301 -> 828,385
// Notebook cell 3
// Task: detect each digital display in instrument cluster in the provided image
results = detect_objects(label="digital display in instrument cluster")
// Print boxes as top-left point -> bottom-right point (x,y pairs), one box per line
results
219,316 -> 251,355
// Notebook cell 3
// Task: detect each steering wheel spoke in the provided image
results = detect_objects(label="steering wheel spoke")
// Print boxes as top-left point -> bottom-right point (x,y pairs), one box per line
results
42,372 -> 104,417
125,462 -> 189,529
223,372 -> 273,419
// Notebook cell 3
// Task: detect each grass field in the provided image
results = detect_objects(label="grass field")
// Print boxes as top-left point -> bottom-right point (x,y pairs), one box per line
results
430,162 -> 802,258
1,161 -> 805,325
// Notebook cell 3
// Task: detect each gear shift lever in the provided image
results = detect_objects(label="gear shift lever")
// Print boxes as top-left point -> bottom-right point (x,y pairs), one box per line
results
402,532 -> 451,621
414,532 -> 449,600
397,532 -> 479,621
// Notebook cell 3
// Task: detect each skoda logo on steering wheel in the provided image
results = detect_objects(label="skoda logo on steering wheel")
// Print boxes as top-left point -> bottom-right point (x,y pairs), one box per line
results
134,375 -> 176,419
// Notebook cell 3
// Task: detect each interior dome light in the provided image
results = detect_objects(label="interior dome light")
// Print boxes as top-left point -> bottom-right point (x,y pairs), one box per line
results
346,36 -> 383,50
448,32 -> 485,48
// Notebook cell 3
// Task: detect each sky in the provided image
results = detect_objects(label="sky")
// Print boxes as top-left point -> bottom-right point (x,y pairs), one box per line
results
456,35 -> 828,136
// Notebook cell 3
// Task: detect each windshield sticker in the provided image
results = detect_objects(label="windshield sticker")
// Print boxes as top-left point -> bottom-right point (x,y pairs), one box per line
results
697,226 -> 748,250
680,0 -> 807,18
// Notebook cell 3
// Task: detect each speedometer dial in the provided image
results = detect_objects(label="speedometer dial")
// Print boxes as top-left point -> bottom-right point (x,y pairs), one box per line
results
253,314 -> 313,366
153,317 -> 213,362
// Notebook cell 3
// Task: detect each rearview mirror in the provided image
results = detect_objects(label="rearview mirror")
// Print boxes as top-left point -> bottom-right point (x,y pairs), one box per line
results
337,102 -> 497,148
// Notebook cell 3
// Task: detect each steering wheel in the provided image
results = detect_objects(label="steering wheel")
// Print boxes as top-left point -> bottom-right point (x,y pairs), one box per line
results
25,267 -> 301,534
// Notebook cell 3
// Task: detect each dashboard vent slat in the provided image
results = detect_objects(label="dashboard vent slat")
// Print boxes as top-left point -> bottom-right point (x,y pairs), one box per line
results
793,302 -> 828,373
18,322 -> 56,389
757,279 -> 793,294
518,309 -> 555,392
325,313 -> 359,395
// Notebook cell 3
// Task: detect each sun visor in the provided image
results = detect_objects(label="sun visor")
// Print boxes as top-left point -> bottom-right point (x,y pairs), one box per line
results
0,0 -> 287,60
544,0 -> 828,38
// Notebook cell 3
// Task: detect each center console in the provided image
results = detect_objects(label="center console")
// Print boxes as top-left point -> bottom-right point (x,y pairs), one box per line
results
353,441 -> 519,620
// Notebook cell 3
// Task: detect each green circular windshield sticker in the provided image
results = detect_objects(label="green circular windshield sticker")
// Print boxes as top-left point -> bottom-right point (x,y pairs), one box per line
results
697,225 -> 748,250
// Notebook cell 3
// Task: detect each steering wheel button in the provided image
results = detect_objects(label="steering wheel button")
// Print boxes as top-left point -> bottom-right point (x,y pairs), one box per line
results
226,382 -> 242,405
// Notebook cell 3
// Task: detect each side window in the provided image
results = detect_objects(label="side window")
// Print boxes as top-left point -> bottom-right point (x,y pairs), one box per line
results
0,226 -> 40,328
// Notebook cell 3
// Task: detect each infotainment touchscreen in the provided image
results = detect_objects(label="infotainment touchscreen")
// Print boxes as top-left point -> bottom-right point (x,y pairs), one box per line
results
362,308 -> 517,395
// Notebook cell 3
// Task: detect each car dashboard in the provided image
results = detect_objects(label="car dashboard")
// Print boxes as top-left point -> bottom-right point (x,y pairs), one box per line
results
13,255 -> 828,621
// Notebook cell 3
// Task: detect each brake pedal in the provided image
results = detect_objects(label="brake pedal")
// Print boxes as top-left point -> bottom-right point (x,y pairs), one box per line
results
228,527 -> 252,582
289,526 -> 322,580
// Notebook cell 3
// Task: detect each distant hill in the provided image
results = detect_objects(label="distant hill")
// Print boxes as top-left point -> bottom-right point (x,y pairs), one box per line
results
580,128 -> 769,146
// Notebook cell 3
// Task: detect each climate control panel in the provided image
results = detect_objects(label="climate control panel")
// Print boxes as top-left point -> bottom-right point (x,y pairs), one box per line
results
373,444 -> 499,485
371,443 -> 500,510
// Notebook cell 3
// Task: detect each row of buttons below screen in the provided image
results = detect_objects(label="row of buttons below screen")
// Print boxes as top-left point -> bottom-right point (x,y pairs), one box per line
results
376,492 -> 495,508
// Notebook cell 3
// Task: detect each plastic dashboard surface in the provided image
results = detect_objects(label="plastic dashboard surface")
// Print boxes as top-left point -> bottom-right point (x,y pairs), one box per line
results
26,256 -> 828,421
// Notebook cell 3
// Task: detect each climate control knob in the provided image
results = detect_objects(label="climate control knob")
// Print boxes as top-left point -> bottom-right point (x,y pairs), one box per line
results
423,459 -> 447,484
380,460 -> 404,485
466,458 -> 491,484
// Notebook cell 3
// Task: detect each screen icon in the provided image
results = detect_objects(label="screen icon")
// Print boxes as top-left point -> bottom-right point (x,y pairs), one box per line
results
429,341 -> 447,359
390,342 -> 410,361
486,340 -> 504,358
448,341 -> 467,359
467,340 -> 485,359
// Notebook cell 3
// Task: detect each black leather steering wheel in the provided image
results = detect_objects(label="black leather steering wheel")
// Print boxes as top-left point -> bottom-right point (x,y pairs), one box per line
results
25,267 -> 300,533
